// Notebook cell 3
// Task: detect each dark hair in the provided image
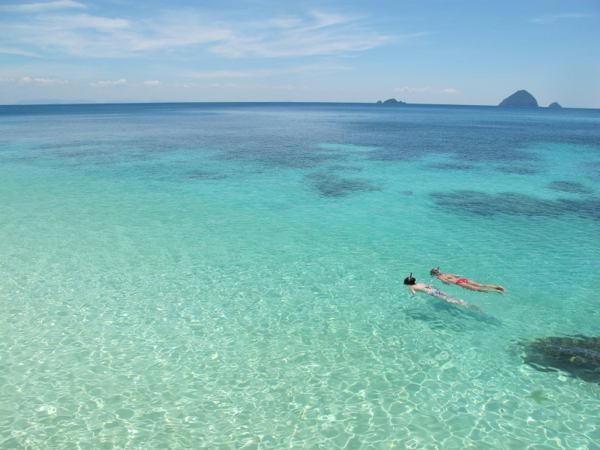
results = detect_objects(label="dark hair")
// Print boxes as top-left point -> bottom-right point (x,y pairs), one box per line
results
430,267 -> 440,276
403,273 -> 416,285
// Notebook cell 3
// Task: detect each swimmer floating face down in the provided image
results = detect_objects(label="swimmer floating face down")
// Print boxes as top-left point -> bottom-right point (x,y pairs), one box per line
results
429,267 -> 505,293
404,272 -> 480,310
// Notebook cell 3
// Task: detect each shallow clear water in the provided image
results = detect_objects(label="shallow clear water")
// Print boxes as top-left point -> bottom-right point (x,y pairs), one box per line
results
1,103 -> 599,448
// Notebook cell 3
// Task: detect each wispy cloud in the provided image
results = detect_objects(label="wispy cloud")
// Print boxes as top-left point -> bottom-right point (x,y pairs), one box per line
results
0,0 -> 85,13
209,10 -> 392,58
0,8 -> 404,59
307,10 -> 350,29
143,80 -> 160,86
265,17 -> 303,30
0,47 -> 40,57
190,70 -> 252,79
3,12 -> 134,57
189,64 -> 350,79
531,12 -> 592,24
89,78 -> 127,87
40,13 -> 130,30
123,16 -> 231,52
209,33 -> 389,59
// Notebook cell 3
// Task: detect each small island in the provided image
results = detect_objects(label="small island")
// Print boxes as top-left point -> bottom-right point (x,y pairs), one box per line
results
548,102 -> 562,109
377,98 -> 407,105
498,90 -> 538,108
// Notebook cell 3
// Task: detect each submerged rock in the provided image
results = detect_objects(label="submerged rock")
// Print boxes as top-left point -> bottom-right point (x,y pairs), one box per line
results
521,336 -> 600,383
499,90 -> 538,108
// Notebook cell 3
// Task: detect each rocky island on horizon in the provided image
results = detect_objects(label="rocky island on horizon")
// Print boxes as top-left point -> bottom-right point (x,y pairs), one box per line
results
373,92 -> 566,109
376,98 -> 407,105
498,90 -> 539,108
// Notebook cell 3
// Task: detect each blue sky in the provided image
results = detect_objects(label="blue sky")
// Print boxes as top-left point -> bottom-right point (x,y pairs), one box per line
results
0,0 -> 598,106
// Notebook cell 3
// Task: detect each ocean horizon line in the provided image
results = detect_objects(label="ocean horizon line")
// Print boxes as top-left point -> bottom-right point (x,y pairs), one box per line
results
1,100 -> 598,111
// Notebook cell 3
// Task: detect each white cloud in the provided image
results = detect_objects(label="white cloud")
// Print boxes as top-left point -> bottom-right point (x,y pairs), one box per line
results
531,12 -> 592,24
442,88 -> 458,94
0,1 -> 85,13
143,80 -> 160,86
18,76 -> 69,85
89,78 -> 127,87
0,47 -> 39,57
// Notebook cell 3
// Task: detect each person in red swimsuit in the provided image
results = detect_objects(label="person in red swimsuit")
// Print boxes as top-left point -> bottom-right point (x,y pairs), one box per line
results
430,267 -> 505,293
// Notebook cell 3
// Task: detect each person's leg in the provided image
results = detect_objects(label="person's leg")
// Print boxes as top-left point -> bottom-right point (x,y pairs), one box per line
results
464,282 -> 488,292
479,283 -> 505,292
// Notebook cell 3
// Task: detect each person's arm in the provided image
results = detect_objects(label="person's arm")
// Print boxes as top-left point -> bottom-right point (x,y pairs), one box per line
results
410,286 -> 416,295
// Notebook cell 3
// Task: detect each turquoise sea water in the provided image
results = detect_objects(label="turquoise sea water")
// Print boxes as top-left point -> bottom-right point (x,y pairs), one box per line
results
1,103 -> 599,448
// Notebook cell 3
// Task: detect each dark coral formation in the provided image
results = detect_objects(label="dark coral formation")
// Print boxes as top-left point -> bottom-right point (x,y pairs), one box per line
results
495,165 -> 539,175
425,162 -> 476,171
325,164 -> 363,172
219,148 -> 343,169
186,170 -> 227,180
307,172 -> 380,198
521,336 -> 600,383
430,190 -> 600,221
547,180 -> 592,194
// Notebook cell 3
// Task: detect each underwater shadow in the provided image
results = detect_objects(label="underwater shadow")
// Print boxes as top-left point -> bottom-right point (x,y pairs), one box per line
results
404,300 -> 502,332
429,300 -> 502,327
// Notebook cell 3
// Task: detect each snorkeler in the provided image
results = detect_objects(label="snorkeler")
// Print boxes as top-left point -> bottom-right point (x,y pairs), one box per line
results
403,273 -> 480,310
430,267 -> 505,293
